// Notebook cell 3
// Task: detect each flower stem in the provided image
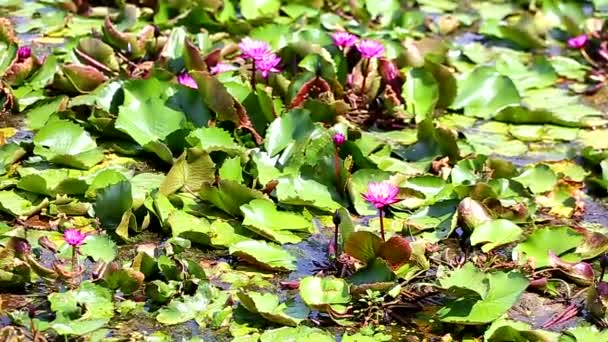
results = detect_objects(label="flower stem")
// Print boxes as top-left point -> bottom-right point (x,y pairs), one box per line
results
334,221 -> 339,258
378,207 -> 385,241
30,318 -> 36,340
580,48 -> 600,68
251,61 -> 257,89
334,146 -> 342,195
360,58 -> 370,96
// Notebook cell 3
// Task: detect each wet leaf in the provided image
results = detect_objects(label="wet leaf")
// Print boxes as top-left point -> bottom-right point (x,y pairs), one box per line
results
438,263 -> 529,324
378,235 -> 412,266
48,281 -> 114,335
276,174 -> 342,212
240,199 -> 311,244
160,150 -> 215,195
186,127 -> 246,156
95,180 -> 133,231
513,226 -> 584,269
33,118 -> 104,169
403,67 -> 439,122
156,285 -> 216,325
229,240 -> 296,271
116,78 -> 186,162
199,180 -> 267,216
299,276 -> 350,313
259,326 -> 334,342
241,0 -> 280,20
451,66 -> 520,119
470,219 -> 523,253
484,317 -> 560,341
237,291 -> 309,326
344,231 -> 383,263
0,190 -> 48,217
513,164 -> 557,194
167,210 -> 212,245
79,235 -> 117,263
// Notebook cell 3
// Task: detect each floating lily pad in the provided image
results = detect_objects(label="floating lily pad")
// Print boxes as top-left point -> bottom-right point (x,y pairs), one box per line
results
229,240 -> 296,272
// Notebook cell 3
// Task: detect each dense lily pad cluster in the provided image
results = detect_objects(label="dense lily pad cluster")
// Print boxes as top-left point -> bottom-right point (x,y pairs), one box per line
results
2,0 -> 608,341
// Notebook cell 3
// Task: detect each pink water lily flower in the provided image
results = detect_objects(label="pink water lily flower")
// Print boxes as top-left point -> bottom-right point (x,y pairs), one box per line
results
357,39 -> 385,58
333,132 -> 346,146
63,229 -> 86,247
210,62 -> 237,75
362,182 -> 400,208
239,38 -> 271,61
257,53 -> 281,78
567,34 -> 588,49
177,72 -> 198,89
17,46 -> 31,61
332,31 -> 358,49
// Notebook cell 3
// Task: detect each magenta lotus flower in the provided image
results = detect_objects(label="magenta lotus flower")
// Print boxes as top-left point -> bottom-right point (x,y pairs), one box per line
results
177,72 -> 197,89
567,34 -> 588,49
17,46 -> 31,61
362,182 -> 400,209
257,53 -> 281,78
333,132 -> 346,146
357,39 -> 385,58
239,38 -> 271,61
332,31 -> 358,49
210,62 -> 237,75
63,229 -> 86,247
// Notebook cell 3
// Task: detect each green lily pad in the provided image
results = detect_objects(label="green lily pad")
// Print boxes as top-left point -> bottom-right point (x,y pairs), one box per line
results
79,235 -> 117,263
513,226 -> 584,269
438,263 -> 529,324
484,317 -> 560,341
48,281 -> 114,335
259,326 -> 334,342
160,150 -> 215,196
0,190 -> 48,217
403,67 -> 439,123
229,240 -> 296,272
276,174 -> 342,212
199,180 -> 267,216
451,66 -> 520,119
513,164 -> 557,194
299,276 -> 351,314
167,210 -> 212,245
156,284 -> 218,325
238,291 -> 309,326
33,118 -> 104,169
240,199 -> 312,244
470,219 -> 523,252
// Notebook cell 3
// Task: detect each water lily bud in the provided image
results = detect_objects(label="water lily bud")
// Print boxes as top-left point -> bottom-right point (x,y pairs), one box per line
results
457,197 -> 492,230
600,253 -> 608,270
332,210 -> 341,226
28,305 -> 36,319
12,238 -> 31,256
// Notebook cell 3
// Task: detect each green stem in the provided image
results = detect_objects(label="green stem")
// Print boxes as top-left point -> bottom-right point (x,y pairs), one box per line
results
360,58 -> 370,96
251,61 -> 257,89
379,207 -> 385,241
71,246 -> 77,273
334,146 -> 342,196
334,221 -> 339,258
